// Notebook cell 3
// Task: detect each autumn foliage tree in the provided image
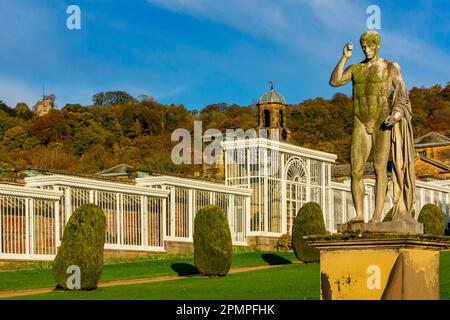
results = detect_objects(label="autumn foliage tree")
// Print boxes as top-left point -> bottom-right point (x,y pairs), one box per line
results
0,84 -> 448,177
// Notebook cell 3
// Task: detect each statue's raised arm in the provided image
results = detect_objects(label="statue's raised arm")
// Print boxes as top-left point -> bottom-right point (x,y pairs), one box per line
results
329,42 -> 354,87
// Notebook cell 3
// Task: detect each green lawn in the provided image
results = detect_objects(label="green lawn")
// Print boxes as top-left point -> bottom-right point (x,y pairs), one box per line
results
0,251 -> 296,292
2,251 -> 450,300
440,251 -> 450,300
11,263 -> 320,300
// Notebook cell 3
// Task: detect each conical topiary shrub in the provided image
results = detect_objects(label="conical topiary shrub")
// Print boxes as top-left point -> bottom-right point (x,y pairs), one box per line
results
193,205 -> 232,276
292,202 -> 326,263
52,204 -> 106,290
418,204 -> 445,236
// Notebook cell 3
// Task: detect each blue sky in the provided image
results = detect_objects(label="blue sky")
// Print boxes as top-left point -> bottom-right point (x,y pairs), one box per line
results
0,0 -> 449,109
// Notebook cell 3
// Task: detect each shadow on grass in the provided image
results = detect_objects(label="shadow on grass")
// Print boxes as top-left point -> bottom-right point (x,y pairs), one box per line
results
261,254 -> 292,265
171,263 -> 199,276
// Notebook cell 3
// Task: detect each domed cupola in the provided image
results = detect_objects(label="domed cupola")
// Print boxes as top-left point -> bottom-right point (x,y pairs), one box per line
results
257,81 -> 289,142
259,83 -> 287,105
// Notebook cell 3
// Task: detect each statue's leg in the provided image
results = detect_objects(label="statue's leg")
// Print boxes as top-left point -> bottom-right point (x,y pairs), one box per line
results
372,126 -> 391,222
350,118 -> 372,221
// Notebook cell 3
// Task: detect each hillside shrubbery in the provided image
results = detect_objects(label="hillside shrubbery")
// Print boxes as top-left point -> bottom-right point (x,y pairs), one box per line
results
0,84 -> 448,175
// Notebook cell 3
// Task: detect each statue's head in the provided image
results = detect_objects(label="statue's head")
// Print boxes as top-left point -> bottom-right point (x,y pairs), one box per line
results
360,31 -> 380,60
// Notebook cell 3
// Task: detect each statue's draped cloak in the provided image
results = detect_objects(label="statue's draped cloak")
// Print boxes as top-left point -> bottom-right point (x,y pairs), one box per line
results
390,81 -> 416,218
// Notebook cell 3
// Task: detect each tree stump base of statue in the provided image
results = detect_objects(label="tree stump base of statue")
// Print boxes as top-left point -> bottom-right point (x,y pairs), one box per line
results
307,234 -> 450,300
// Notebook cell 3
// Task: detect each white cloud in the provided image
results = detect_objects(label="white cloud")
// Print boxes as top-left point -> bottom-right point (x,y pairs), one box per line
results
0,1 -> 446,108
147,0 -> 449,84
0,77 -> 40,107
146,0 -> 366,56
383,31 -> 450,72
0,77 -> 94,108
152,85 -> 189,100
0,1 -> 64,67
148,0 -> 292,43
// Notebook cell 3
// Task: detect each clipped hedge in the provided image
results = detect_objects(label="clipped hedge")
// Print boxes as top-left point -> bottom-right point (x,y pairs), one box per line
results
418,203 -> 445,236
292,202 -> 326,263
193,205 -> 232,276
52,204 -> 106,290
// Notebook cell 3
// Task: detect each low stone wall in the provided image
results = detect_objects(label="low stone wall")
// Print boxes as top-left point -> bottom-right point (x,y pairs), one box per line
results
0,237 -> 281,262
246,236 -> 279,251
164,241 -> 194,254
164,241 -> 253,254
0,259 -> 46,266
103,249 -> 164,260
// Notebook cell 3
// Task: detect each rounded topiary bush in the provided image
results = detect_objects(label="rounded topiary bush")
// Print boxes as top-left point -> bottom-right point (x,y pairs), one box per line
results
193,205 -> 232,276
52,204 -> 106,290
292,202 -> 326,263
418,204 -> 445,235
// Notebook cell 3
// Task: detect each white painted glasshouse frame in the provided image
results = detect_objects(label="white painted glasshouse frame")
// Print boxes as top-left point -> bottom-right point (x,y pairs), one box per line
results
0,184 -> 63,260
222,137 -> 450,237
25,175 -> 170,253
136,175 -> 253,246
1,173 -> 252,260
222,138 -> 337,237
1,157 -> 448,261
331,179 -> 450,233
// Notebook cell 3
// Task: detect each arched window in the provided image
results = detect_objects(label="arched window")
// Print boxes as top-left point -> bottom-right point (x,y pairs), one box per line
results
264,109 -> 271,127
285,158 -> 307,183
285,157 -> 308,232
279,110 -> 283,127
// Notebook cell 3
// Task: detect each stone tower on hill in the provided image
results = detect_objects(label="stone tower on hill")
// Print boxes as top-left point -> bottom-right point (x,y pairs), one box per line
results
35,94 -> 55,117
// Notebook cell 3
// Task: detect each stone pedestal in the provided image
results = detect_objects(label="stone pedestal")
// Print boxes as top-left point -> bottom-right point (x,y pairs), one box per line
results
307,234 -> 450,300
338,219 -> 423,234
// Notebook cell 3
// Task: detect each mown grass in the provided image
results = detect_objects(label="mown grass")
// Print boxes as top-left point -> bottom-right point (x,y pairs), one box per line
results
440,251 -> 450,300
12,263 -> 320,300
0,251 -> 296,292
2,251 -> 450,300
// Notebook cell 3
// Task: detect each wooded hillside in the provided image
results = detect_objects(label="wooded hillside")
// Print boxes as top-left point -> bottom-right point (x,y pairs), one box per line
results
0,84 -> 448,177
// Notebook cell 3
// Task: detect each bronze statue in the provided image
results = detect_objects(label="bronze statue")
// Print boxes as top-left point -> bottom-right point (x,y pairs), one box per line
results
330,31 -> 416,223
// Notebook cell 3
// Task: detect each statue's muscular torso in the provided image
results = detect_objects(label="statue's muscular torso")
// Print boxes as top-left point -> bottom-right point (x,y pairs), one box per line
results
352,58 -> 396,133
